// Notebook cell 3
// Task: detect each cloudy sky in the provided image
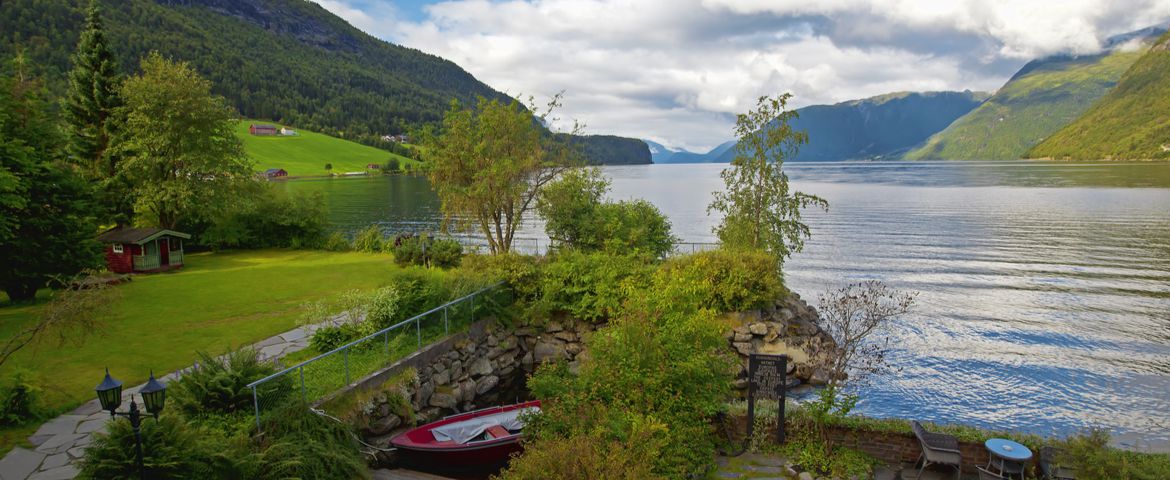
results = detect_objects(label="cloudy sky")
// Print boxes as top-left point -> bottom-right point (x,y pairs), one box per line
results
317,0 -> 1170,152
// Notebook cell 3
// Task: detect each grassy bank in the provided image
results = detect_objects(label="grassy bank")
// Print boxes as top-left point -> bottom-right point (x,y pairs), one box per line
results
0,249 -> 404,453
235,120 -> 419,176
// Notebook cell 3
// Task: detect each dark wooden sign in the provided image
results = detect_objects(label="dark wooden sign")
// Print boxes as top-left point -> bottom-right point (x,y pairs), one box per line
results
746,353 -> 788,443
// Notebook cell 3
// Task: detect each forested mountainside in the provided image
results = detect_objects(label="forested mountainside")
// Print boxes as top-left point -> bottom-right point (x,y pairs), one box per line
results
0,0 -> 648,164
907,26 -> 1166,160
708,91 -> 988,163
1026,31 -> 1170,160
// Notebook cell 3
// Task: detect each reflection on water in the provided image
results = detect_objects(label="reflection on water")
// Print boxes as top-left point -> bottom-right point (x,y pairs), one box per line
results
285,161 -> 1170,450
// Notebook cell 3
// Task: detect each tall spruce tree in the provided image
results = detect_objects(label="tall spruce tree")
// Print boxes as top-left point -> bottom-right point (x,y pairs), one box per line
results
63,0 -> 131,225
0,53 -> 101,302
64,0 -> 120,176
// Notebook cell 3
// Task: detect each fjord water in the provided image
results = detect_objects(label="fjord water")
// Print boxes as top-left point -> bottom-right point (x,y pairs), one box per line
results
285,161 -> 1170,450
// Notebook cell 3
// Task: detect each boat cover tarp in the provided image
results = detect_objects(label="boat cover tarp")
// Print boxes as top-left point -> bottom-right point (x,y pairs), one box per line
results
431,407 -> 540,444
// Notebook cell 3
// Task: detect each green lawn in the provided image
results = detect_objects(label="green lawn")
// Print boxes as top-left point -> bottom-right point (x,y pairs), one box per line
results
0,249 -> 404,452
235,120 -> 418,176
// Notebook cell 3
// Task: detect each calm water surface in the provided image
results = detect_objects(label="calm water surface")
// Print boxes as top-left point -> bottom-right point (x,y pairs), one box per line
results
286,161 -> 1170,450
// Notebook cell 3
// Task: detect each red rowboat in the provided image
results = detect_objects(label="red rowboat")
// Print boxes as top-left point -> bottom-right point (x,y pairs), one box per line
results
390,400 -> 541,473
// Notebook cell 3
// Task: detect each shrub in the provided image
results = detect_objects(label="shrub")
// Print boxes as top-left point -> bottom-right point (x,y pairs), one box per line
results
653,248 -> 785,314
595,199 -> 676,258
363,286 -> 402,331
389,269 -> 451,324
310,323 -> 361,353
322,231 -> 351,252
522,309 -> 736,478
1054,429 -> 1170,480
390,233 -> 463,268
79,415 -> 214,479
0,370 -> 41,426
499,418 -> 665,480
170,348 -> 292,416
537,168 -> 677,257
255,404 -> 369,480
201,187 -> 328,249
459,253 -> 542,302
351,225 -> 385,253
538,251 -> 652,321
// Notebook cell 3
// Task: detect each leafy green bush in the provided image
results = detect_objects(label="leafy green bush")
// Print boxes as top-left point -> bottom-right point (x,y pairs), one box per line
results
390,234 -> 463,268
499,415 -> 665,480
1054,429 -> 1170,480
200,187 -> 328,250
537,168 -> 677,257
459,253 -> 542,302
351,225 -> 385,253
79,415 -> 216,479
322,231 -> 351,252
255,404 -> 369,480
363,286 -> 402,330
521,309 -> 736,478
0,370 -> 41,426
171,348 -> 292,416
653,248 -> 785,314
310,323 -> 362,353
538,251 -> 652,321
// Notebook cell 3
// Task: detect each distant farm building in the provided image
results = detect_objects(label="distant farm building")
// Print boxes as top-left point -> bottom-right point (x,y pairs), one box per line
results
280,127 -> 297,136
97,227 -> 191,273
366,163 -> 381,169
381,134 -> 409,143
264,168 -> 288,178
249,124 -> 278,135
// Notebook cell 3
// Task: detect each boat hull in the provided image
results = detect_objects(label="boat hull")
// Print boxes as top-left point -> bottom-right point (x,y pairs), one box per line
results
390,401 -> 540,474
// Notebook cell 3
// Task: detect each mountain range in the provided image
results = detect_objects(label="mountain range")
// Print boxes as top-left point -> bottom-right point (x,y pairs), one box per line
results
0,0 -> 651,165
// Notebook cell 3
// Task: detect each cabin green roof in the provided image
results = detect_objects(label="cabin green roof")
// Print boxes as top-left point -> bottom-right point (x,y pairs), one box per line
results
97,227 -> 191,245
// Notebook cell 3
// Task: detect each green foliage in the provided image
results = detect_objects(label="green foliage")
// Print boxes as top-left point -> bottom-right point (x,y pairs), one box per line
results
520,308 -> 736,478
906,47 -> 1147,160
237,120 -> 416,176
0,54 -> 101,302
777,433 -> 876,479
0,370 -> 41,426
254,404 -> 369,480
170,348 -> 291,416
351,225 -> 385,253
538,251 -> 652,321
538,168 -> 676,258
710,94 -> 828,265
459,253 -> 542,302
1028,32 -> 1170,160
200,186 -> 328,249
390,234 -> 463,268
1053,429 -> 1170,480
653,249 -> 784,314
79,415 -> 215,480
309,323 -> 360,353
499,416 -> 666,480
322,231 -> 351,252
116,52 -> 254,229
421,96 -> 579,254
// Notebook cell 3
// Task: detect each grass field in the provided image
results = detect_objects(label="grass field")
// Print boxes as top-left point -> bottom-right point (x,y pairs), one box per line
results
0,249 -> 405,453
235,120 -> 419,176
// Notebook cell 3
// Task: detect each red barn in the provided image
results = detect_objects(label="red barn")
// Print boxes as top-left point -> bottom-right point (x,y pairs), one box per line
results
249,123 -> 278,136
264,168 -> 288,178
97,227 -> 192,274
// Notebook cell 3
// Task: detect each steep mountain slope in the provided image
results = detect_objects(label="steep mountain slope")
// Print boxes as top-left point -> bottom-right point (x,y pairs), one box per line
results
906,27 -> 1166,160
235,121 -> 416,176
1026,31 -> 1170,160
644,140 -> 681,163
711,91 -> 987,163
0,0 -> 648,165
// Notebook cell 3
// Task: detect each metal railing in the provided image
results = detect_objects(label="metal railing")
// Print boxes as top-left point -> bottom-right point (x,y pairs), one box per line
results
667,242 -> 720,256
246,282 -> 508,430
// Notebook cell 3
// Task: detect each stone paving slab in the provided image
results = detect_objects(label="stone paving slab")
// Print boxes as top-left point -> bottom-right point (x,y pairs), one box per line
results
0,448 -> 44,480
0,318 -> 336,480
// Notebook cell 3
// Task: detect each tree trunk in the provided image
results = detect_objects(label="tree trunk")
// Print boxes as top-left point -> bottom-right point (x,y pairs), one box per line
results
3,281 -> 39,303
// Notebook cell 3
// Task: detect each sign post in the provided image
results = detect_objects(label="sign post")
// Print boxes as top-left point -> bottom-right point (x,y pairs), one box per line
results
746,353 -> 788,444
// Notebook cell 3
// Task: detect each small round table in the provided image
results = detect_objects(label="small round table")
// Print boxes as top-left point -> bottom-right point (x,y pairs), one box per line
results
985,438 -> 1032,479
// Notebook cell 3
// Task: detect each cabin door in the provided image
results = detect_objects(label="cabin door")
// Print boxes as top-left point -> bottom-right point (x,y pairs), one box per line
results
159,239 -> 170,266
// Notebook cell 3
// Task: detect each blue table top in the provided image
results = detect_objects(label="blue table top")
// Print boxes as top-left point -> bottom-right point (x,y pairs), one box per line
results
985,438 -> 1033,461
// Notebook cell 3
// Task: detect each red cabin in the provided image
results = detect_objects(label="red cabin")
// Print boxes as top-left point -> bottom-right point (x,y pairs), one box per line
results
97,227 -> 192,274
249,123 -> 278,136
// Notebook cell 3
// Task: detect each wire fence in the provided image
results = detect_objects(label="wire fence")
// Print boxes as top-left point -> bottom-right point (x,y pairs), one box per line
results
451,235 -> 720,258
246,282 -> 510,431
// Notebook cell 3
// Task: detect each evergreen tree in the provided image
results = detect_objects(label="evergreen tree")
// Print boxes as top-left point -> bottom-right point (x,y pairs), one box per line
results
0,53 -> 101,302
63,0 -> 121,177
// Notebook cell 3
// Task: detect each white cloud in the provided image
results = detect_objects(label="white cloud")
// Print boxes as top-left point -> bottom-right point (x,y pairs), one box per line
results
316,0 -> 1170,151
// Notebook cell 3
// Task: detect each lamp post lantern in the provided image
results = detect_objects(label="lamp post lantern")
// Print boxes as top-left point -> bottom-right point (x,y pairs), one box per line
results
95,369 -> 166,480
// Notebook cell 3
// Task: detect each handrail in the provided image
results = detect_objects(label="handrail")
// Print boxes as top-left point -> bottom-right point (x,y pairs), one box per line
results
247,281 -> 504,389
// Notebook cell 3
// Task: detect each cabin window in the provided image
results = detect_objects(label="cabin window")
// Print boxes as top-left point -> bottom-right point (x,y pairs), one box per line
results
113,244 -> 124,254
171,239 -> 181,251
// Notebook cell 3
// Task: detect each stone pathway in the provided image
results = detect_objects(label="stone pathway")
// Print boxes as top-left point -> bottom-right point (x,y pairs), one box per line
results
0,322 -> 326,480
711,453 -> 901,480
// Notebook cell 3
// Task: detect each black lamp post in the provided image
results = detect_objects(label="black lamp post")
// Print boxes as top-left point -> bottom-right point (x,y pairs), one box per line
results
95,369 -> 167,480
